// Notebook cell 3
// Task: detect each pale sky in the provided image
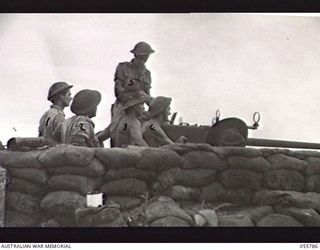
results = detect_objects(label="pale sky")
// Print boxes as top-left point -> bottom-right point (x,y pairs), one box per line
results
1,13 -> 320,146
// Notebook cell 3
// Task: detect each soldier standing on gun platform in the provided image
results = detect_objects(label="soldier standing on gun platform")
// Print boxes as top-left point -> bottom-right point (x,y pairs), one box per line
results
61,89 -> 102,148
38,82 -> 73,146
111,41 -> 155,121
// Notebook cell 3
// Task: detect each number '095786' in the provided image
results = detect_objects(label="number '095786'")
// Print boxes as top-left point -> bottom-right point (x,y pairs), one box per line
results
300,244 -> 318,248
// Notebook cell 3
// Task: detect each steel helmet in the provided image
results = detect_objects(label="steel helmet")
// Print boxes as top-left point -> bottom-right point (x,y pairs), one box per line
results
130,41 -> 155,55
47,82 -> 73,101
148,96 -> 171,118
71,89 -> 101,115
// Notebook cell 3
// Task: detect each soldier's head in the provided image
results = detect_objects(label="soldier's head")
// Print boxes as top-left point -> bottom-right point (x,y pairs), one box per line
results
48,82 -> 73,107
131,41 -> 155,64
71,89 -> 101,118
148,96 -> 172,122
122,91 -> 148,117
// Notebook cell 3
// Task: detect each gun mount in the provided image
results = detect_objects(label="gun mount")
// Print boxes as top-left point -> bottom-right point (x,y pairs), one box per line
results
163,111 -> 320,150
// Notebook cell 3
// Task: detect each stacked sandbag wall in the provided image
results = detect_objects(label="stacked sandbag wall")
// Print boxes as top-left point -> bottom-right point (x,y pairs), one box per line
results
0,143 -> 320,227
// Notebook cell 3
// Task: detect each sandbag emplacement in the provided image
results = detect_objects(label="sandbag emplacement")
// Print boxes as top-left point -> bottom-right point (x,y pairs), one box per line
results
47,175 -> 101,195
2,150 -> 43,169
136,148 -> 185,172
101,178 -> 147,197
182,151 -> 227,170
95,148 -> 141,169
75,201 -> 124,227
47,159 -> 106,177
7,177 -> 47,197
145,196 -> 193,225
156,168 -> 217,189
39,144 -> 95,168
6,191 -> 40,215
8,168 -> 48,184
40,191 -> 86,215
108,196 -> 144,210
105,168 -> 156,182
5,210 -> 41,227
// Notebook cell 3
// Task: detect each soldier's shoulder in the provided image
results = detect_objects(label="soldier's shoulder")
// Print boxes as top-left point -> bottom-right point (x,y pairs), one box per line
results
117,61 -> 130,67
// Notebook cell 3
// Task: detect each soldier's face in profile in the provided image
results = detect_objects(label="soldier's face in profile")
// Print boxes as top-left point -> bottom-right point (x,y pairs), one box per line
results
61,90 -> 72,107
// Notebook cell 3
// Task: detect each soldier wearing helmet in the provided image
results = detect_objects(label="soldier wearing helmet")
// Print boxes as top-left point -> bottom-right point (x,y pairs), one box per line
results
142,96 -> 187,147
111,42 -> 155,123
38,82 -> 73,145
61,89 -> 102,148
110,91 -> 149,147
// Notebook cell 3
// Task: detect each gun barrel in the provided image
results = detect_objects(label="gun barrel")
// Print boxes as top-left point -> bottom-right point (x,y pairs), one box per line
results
246,138 -> 320,150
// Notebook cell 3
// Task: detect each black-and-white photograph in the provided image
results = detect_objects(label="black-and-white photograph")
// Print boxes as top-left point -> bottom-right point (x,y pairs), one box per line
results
0,13 -> 320,238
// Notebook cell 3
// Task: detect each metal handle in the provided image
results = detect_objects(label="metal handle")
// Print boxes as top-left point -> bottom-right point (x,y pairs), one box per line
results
247,112 -> 261,130
211,109 -> 221,125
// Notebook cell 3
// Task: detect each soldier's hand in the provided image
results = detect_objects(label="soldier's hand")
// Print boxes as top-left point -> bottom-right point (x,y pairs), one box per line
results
176,136 -> 188,143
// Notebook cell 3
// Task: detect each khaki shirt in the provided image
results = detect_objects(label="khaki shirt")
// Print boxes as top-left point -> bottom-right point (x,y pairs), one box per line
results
142,119 -> 174,147
61,115 -> 99,148
114,61 -> 151,98
38,105 -> 65,145
110,115 -> 148,147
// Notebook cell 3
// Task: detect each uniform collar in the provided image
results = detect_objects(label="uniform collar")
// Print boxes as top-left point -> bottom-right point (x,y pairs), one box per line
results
50,105 -> 65,115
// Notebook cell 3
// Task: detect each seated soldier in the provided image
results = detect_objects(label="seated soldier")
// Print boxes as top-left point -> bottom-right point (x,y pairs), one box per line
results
38,82 -> 73,146
61,89 -> 101,148
110,91 -> 149,147
142,96 -> 187,147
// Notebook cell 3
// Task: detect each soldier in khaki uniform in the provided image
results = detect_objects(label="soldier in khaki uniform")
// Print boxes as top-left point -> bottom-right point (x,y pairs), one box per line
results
61,89 -> 101,148
142,96 -> 187,147
38,82 -> 73,146
110,91 -> 149,147
111,41 -> 155,121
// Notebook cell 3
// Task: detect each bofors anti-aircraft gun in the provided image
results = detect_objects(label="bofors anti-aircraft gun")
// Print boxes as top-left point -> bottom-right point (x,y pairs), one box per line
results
162,110 -> 320,150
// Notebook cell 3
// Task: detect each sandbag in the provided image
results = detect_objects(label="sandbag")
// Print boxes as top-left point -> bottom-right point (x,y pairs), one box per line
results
47,174 -> 101,195
2,150 -> 43,169
156,168 -> 216,189
40,191 -> 86,215
258,190 -> 320,209
162,143 -> 216,156
263,169 -> 305,191
182,151 -> 227,170
7,177 -> 47,197
8,168 -> 48,184
275,206 -> 320,227
220,169 -> 262,190
149,216 -> 190,227
218,214 -> 254,227
6,191 -> 40,215
47,158 -> 106,177
75,202 -> 122,227
267,154 -> 308,172
306,157 -> 320,175
164,185 -> 200,201
108,196 -> 143,210
101,178 -> 147,197
199,182 -> 226,202
105,168 -> 156,182
145,196 -> 193,224
256,213 -> 303,227
224,188 -> 253,205
95,148 -> 141,169
95,215 -> 128,227
306,175 -> 320,192
5,210 -> 40,227
227,156 -> 271,172
39,144 -> 95,168
136,148 -> 185,172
